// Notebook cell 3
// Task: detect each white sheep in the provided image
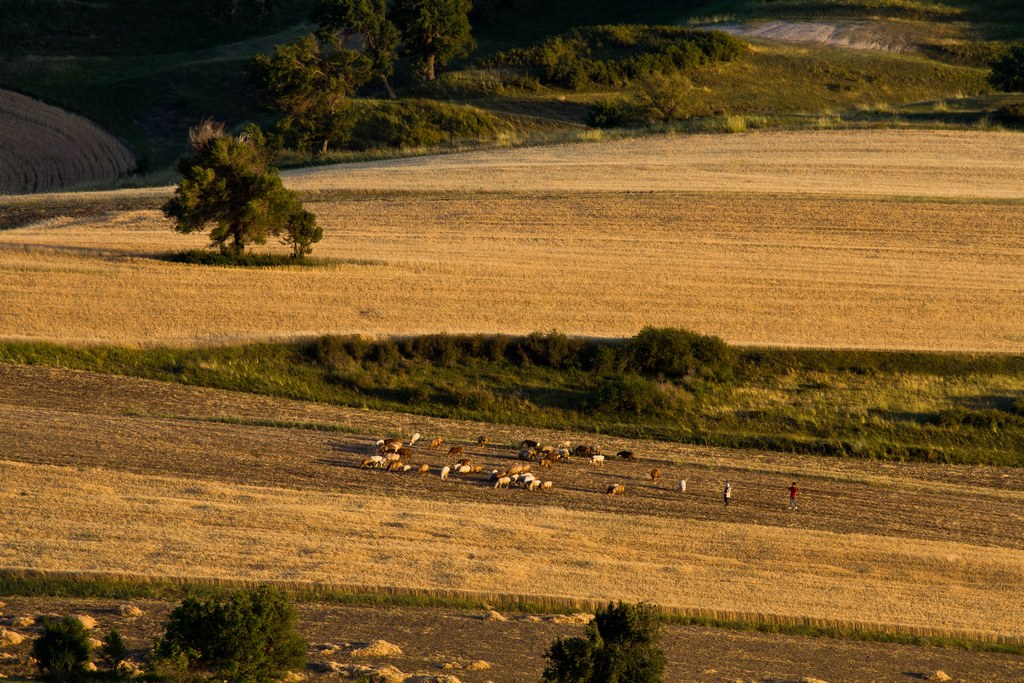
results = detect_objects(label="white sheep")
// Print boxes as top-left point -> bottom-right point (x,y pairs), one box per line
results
440,466 -> 451,480
527,479 -> 541,491
456,464 -> 472,474
557,440 -> 571,450
494,476 -> 512,489
385,452 -> 401,462
409,432 -> 421,446
366,455 -> 386,467
541,480 -> 554,491
402,464 -> 413,472
590,454 -> 605,465
679,479 -> 687,492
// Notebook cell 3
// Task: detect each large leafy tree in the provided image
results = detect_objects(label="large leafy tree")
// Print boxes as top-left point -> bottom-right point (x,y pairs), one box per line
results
253,32 -> 372,154
314,0 -> 401,98
990,43 -> 1024,92
393,0 -> 475,81
153,586 -> 307,682
543,602 -> 666,683
163,120 -> 322,257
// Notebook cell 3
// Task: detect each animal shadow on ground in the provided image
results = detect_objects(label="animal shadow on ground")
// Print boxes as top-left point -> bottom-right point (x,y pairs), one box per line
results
313,457 -> 351,469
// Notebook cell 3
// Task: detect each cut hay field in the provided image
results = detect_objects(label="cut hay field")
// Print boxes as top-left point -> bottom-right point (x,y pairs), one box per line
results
0,89 -> 136,194
2,129 -> 1024,350
3,364 -> 1024,646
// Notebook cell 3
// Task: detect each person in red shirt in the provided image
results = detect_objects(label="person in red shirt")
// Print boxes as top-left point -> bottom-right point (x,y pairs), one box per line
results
789,481 -> 798,510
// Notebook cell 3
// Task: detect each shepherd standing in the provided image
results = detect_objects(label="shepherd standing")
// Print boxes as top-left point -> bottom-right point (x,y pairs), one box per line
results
723,481 -> 732,506
789,481 -> 798,510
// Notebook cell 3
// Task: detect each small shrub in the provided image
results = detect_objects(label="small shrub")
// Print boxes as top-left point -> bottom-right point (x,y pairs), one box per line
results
620,327 -> 734,381
592,374 -> 671,416
989,43 -> 1024,92
994,103 -> 1024,128
32,616 -> 93,682
543,601 -> 666,683
587,100 -> 647,128
152,585 -> 306,682
99,628 -> 127,670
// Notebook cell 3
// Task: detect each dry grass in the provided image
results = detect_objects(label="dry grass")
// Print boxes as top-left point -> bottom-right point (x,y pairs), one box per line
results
0,89 -> 135,194
3,459 -> 1023,640
0,191 -> 1022,349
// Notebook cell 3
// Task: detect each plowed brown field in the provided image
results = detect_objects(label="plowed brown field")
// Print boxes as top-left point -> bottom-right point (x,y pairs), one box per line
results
0,89 -> 135,194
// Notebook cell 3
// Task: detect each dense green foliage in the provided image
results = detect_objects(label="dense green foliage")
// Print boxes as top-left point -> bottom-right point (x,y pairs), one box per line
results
153,586 -> 306,682
6,330 -> 1024,466
543,602 -> 666,683
343,98 -> 515,149
314,0 -> 402,97
994,102 -> 1024,126
253,33 -> 373,154
394,0 -> 476,80
98,629 -> 127,672
484,25 -> 744,89
163,122 -> 322,257
32,616 -> 93,682
989,43 -> 1024,91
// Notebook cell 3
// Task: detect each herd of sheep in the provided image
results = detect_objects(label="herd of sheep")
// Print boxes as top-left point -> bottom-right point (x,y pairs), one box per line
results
359,433 -> 687,497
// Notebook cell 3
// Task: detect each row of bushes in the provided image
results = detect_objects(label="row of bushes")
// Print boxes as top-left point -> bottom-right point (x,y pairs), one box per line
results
311,327 -> 736,382
483,25 -> 744,89
340,98 -> 516,151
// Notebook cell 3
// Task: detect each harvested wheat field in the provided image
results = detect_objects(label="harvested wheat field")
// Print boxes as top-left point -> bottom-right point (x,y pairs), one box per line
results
0,89 -> 136,194
2,364 -> 1024,645
1,189 -> 1023,349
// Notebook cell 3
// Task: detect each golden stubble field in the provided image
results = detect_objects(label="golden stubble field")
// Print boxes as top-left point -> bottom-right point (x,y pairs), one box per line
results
2,131 -> 1024,351
3,364 -> 1024,643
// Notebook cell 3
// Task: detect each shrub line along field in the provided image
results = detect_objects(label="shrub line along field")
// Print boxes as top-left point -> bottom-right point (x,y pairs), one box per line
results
1,130 -> 1023,351
2,364 -> 1024,650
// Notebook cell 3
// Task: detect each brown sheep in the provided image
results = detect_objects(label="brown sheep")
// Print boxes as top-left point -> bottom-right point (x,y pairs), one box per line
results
606,483 -> 625,496
522,439 -> 541,449
429,437 -> 444,449
518,448 -> 537,461
470,465 -> 484,473
447,445 -> 465,457
477,435 -> 489,446
618,450 -> 636,461
385,460 -> 404,472
540,458 -> 553,469
540,445 -> 555,455
457,458 -> 474,467
417,463 -> 430,474
650,468 -> 661,481
359,458 -> 375,469
397,446 -> 414,459
377,438 -> 402,454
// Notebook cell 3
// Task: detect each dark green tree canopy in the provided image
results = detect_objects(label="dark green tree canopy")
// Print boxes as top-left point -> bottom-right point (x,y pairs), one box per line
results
153,585 -> 307,682
314,0 -> 401,97
393,0 -> 475,80
31,616 -> 93,683
990,43 -> 1024,92
253,33 -> 373,154
163,120 -> 322,257
543,602 -> 666,683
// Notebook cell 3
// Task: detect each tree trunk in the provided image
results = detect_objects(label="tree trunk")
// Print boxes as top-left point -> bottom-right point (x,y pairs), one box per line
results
381,75 -> 397,99
320,137 -> 330,155
425,53 -> 435,81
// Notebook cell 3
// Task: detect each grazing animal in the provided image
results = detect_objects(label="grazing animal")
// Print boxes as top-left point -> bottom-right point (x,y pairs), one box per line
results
618,450 -> 636,461
448,445 -> 465,457
359,458 -> 375,469
518,448 -> 537,461
540,458 -> 553,469
385,452 -> 401,462
540,445 -> 555,455
522,439 -> 541,449
470,465 -> 484,473
457,458 -> 473,467
541,480 -> 554,491
494,476 -> 512,489
402,464 -> 413,472
377,438 -> 402,454
397,446 -> 414,459
440,466 -> 451,480
429,437 -> 444,449
556,448 -> 571,461
557,440 -> 571,450
418,463 -> 430,474
650,468 -> 661,481
679,479 -> 687,492
455,464 -> 472,474
477,435 -> 489,446
527,479 -> 542,491
590,454 -> 605,465
606,483 -> 625,496
409,432 -> 421,446
574,445 -> 591,457
385,460 -> 404,472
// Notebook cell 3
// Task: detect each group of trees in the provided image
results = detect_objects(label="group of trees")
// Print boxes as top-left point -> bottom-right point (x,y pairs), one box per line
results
252,0 -> 474,154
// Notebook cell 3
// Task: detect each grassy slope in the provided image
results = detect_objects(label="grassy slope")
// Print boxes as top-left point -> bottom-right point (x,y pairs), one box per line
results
4,337 -> 1024,466
0,0 -> 1017,179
